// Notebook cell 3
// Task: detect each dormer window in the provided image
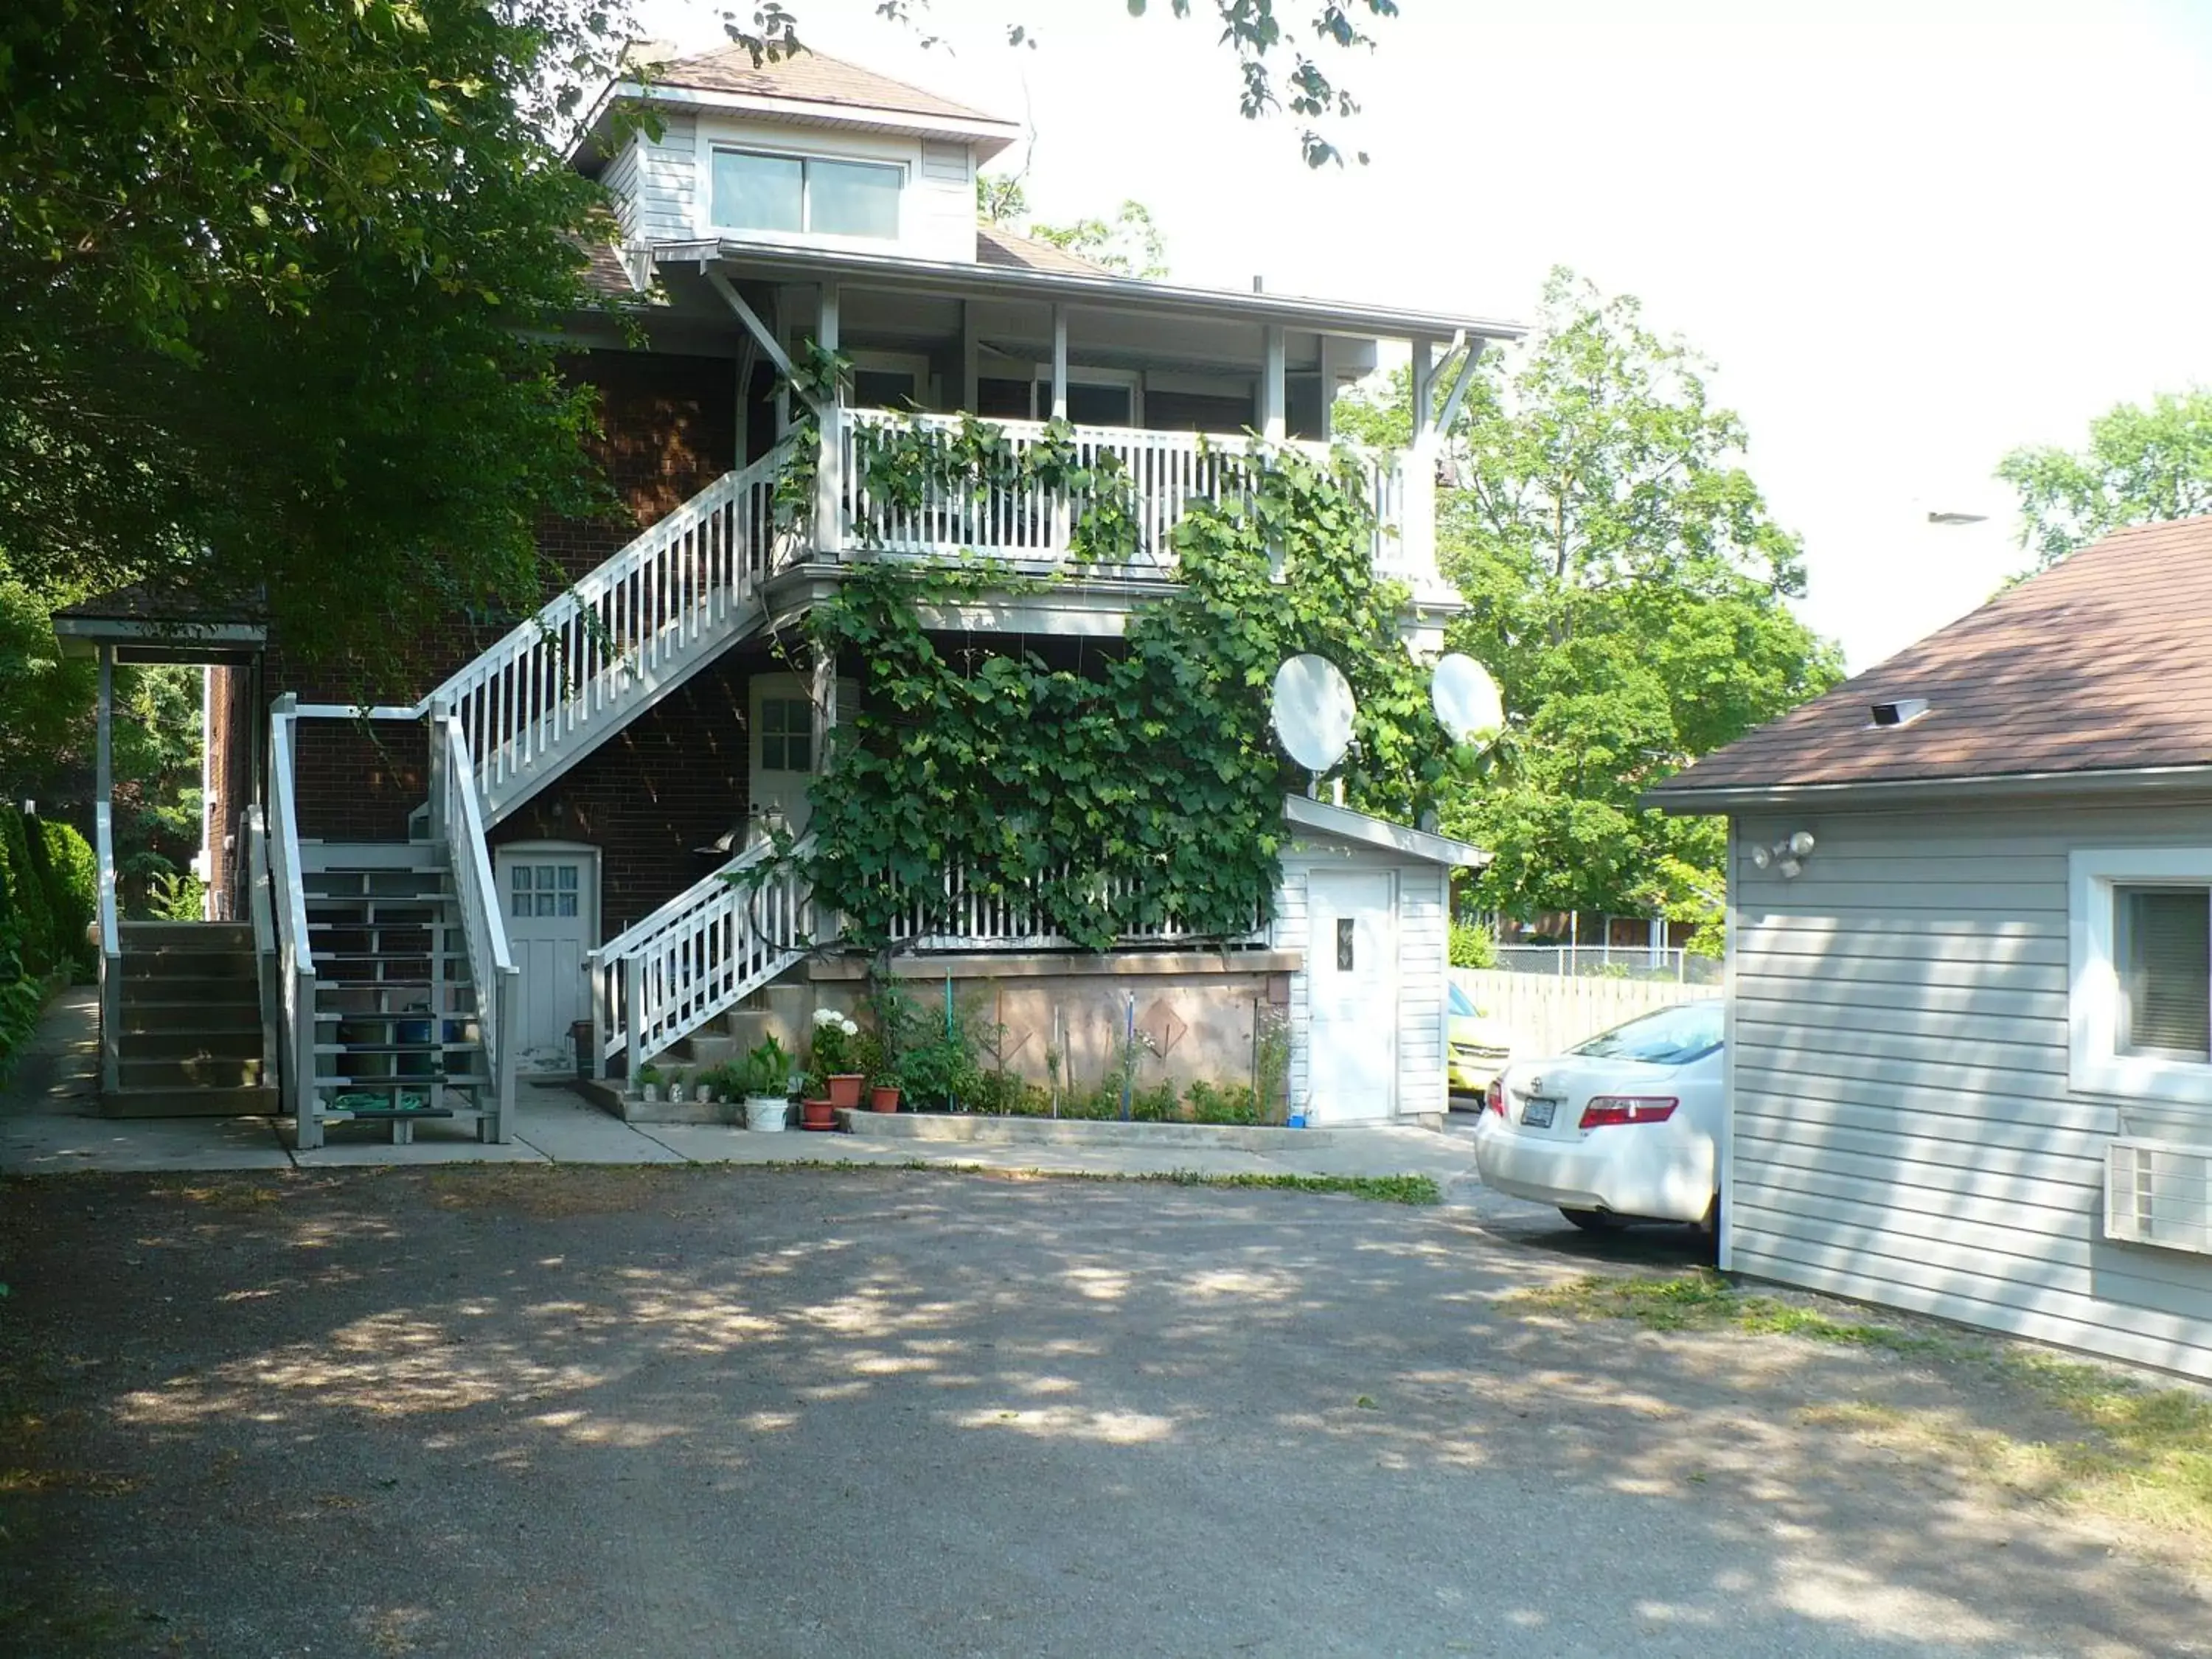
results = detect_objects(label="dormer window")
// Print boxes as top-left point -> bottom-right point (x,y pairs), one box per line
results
710,147 -> 902,240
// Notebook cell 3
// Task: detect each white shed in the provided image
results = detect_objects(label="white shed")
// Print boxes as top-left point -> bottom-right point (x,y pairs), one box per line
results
1272,796 -> 1486,1127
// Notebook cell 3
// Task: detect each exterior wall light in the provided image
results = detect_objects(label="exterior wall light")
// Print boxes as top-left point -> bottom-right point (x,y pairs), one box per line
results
1748,831 -> 1816,879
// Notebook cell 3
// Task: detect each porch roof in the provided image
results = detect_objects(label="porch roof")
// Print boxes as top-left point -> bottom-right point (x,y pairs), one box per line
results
1283,795 -> 1489,868
656,240 -> 1527,347
52,584 -> 265,664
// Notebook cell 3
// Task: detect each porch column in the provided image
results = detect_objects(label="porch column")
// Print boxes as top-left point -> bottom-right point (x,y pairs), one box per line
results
960,299 -> 980,411
1050,305 -> 1069,420
1402,338 -> 1441,581
810,649 -> 838,780
813,283 -> 843,556
95,644 -> 113,810
1262,325 -> 1287,443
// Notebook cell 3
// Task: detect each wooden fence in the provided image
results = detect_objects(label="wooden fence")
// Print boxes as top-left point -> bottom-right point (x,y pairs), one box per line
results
1457,969 -> 1714,1062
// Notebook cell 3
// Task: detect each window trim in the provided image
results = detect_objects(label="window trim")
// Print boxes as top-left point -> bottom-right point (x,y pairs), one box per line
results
704,143 -> 905,244
2069,846 -> 2212,1105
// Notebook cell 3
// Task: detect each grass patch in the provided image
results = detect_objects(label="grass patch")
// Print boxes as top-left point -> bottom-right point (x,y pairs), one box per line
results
1514,1267 -> 2212,1554
1513,1268 -> 1944,1352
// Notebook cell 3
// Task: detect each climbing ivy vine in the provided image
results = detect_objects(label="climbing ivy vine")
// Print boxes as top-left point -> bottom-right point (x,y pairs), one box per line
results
776,403 -> 1464,955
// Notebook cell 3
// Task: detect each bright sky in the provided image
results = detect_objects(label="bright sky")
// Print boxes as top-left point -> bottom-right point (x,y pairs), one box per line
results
633,0 -> 2212,672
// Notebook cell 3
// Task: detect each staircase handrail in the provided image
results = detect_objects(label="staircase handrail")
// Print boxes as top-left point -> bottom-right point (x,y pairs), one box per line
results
430,708 -> 519,1142
420,437 -> 797,812
241,804 -> 280,1102
92,800 -> 120,1095
586,833 -> 820,1081
265,698 -> 321,1141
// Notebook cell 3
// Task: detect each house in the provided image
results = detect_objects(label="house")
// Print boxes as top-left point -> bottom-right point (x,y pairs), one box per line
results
58,45 -> 1518,1147
1648,516 -> 2212,1383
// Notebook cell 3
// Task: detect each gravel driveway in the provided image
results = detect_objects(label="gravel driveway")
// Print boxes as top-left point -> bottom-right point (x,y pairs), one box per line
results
1,1165 -> 2204,1657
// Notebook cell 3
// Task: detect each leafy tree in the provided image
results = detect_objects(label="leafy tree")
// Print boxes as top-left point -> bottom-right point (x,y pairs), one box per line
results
1031,201 -> 1171,279
1999,389 -> 2212,569
977,175 -> 1172,276
0,0 -> 621,680
1339,268 -> 1842,932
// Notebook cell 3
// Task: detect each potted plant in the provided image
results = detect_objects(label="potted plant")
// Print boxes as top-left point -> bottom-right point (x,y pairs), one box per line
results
868,1065 -> 902,1113
740,1037 -> 791,1133
636,1062 -> 663,1105
807,1007 -> 866,1110
799,1095 -> 837,1131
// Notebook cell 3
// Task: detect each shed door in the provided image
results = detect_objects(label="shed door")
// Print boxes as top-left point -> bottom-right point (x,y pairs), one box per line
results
1307,869 -> 1397,1122
495,846 -> 596,1074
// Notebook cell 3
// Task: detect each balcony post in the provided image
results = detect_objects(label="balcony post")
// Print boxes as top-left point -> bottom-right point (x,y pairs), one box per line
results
1050,305 -> 1069,420
1262,325 -> 1287,443
813,283 -> 843,557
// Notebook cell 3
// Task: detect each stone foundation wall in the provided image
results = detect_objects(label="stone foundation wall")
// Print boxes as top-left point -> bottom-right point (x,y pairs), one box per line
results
805,950 -> 1298,1104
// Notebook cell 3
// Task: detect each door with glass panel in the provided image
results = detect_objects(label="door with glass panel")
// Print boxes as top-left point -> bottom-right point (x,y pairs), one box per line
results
494,845 -> 597,1074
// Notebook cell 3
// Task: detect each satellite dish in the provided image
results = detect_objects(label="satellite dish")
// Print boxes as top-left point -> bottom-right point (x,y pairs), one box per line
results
1432,653 -> 1504,746
1270,654 -> 1357,775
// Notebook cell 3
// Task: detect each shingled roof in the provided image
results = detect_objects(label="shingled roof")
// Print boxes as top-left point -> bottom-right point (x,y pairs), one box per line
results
975,223 -> 1113,277
650,44 -> 1005,125
1647,515 -> 2212,804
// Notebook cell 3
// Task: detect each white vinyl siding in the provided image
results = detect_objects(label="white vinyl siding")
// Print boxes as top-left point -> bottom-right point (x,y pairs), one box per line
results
605,114 -> 698,243
1728,801 -> 2212,1383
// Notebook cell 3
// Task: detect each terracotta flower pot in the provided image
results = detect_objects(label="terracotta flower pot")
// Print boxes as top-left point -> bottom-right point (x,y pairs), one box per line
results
827,1073 -> 866,1110
801,1097 -> 838,1132
869,1085 -> 901,1113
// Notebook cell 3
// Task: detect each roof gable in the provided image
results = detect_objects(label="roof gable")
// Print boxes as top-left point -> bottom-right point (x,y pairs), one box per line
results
1649,515 -> 2212,802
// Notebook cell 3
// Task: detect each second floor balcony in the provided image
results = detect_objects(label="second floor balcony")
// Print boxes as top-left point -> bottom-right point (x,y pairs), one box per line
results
825,404 -> 1425,583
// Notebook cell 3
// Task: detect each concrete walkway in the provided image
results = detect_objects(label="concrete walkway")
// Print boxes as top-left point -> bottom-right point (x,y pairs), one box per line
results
0,987 -> 1481,1185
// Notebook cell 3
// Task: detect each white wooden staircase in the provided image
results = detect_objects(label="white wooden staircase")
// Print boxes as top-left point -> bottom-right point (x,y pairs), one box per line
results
260,441 -> 807,1140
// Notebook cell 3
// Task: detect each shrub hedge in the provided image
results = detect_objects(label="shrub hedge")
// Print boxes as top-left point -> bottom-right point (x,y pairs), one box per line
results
0,805 -> 97,1077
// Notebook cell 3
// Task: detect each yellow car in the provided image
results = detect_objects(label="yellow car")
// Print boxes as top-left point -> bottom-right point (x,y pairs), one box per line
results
1447,977 -> 1516,1098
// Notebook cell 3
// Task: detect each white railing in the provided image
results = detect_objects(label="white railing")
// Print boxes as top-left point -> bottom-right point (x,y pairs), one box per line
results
1491,944 -> 1722,986
429,709 -> 521,1142
588,835 -> 820,1081
265,699 -> 321,1143
425,439 -> 794,820
241,804 -> 280,1102
93,801 -> 120,1096
838,408 -> 1411,574
887,861 -> 1265,953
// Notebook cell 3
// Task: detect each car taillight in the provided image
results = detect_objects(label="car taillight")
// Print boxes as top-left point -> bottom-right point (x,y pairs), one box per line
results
1485,1079 -> 1504,1116
1579,1096 -> 1678,1130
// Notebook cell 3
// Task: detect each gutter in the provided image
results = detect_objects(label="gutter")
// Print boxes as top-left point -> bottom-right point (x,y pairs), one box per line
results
1644,760 -> 2212,813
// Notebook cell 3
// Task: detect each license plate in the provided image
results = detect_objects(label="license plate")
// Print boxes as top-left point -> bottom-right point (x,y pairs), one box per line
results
1521,1097 -> 1557,1129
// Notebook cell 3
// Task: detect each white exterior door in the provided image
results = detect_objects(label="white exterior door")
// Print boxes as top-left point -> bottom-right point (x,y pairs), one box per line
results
495,845 -> 597,1075
1306,869 -> 1397,1122
748,674 -> 855,844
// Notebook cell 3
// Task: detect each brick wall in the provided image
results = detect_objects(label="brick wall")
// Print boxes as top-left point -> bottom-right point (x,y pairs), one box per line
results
488,650 -> 758,935
259,347 -> 741,843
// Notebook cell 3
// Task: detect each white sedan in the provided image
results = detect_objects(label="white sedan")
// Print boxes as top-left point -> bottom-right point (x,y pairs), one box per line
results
1473,999 -> 1725,1232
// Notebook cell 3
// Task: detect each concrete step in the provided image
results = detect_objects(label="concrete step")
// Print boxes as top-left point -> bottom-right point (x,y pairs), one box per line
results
119,1054 -> 267,1088
117,1004 -> 261,1037
117,921 -> 255,950
118,1028 -> 264,1060
101,1083 -> 279,1119
122,951 -> 257,982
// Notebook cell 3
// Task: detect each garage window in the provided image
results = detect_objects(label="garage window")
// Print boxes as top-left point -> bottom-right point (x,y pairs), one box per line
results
2070,850 -> 2212,1105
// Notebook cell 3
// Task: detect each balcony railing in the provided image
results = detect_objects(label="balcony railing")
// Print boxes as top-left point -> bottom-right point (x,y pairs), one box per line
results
828,407 -> 1429,580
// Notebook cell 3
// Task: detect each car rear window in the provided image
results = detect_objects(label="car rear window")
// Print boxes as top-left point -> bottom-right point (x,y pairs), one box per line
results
1571,1001 -> 1723,1065
1447,981 -> 1477,1018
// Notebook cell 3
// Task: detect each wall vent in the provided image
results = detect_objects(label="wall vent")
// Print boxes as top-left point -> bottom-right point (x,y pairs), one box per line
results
1868,697 -> 1929,728
2105,1136 -> 2212,1255
920,139 -> 969,182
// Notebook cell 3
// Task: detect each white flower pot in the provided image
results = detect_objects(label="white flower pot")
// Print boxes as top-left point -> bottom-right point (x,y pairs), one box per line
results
640,1084 -> 661,1104
745,1096 -> 789,1133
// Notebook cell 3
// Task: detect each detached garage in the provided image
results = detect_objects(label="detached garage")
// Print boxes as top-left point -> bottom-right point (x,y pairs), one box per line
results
1649,518 -> 2212,1383
1272,796 -> 1485,1127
